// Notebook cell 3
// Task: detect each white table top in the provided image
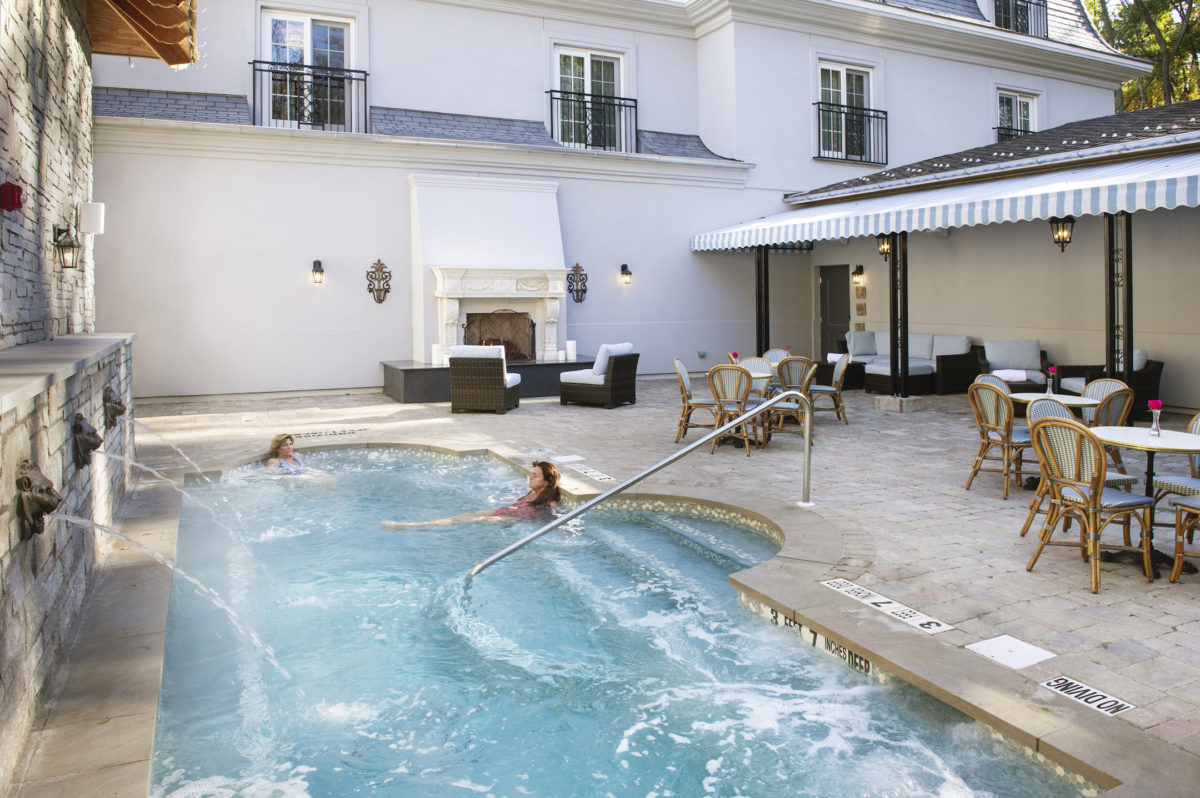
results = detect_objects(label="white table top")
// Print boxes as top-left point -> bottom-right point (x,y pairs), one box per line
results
1009,392 -> 1099,408
1090,425 -> 1200,454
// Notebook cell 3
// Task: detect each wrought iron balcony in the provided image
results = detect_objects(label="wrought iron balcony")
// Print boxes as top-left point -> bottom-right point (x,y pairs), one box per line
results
814,102 -> 888,165
547,90 -> 638,153
250,60 -> 369,133
994,0 -> 1048,37
995,125 -> 1034,142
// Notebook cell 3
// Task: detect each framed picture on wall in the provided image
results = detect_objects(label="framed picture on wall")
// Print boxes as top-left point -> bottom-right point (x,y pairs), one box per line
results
853,323 -> 865,331
855,303 -> 866,316
855,286 -> 866,299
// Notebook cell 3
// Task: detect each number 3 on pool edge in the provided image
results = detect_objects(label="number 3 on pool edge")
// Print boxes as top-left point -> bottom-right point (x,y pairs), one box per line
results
918,620 -> 943,630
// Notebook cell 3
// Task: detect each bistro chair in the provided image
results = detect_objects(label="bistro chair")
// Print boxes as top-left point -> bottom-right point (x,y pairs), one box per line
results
769,356 -> 818,435
1026,417 -> 1154,593
1169,494 -> 1200,582
1086,384 -> 1134,474
965,381 -> 1030,500
811,353 -> 850,425
1018,399 -> 1139,537
762,348 -> 790,368
738,356 -> 774,398
1152,411 -> 1200,506
974,373 -> 1012,394
706,365 -> 758,456
673,358 -> 718,443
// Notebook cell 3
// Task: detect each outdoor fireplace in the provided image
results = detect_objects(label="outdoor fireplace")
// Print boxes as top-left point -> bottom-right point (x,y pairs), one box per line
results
464,310 -> 536,362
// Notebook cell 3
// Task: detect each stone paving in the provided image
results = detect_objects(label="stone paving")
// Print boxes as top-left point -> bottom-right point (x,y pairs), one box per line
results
13,378 -> 1200,795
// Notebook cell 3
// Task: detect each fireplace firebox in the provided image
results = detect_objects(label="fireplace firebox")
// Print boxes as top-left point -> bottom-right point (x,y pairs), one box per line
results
464,310 -> 536,362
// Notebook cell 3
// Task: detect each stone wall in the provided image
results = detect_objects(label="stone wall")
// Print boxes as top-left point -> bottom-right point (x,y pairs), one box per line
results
0,0 -> 94,347
0,339 -> 134,795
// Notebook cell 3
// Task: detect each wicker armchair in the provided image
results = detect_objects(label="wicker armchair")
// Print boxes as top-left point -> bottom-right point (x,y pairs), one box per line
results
973,343 -> 1051,393
560,348 -> 639,408
448,345 -> 520,414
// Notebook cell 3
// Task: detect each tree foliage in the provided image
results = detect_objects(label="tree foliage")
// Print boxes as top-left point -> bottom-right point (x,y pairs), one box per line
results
1086,0 -> 1200,109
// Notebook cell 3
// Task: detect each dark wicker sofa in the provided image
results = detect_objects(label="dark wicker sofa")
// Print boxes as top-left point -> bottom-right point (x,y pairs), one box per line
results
560,353 -> 639,408
974,344 -> 1052,393
449,349 -> 520,414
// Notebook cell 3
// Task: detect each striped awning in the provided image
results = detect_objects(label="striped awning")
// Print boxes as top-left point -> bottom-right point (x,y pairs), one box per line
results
692,150 -> 1200,251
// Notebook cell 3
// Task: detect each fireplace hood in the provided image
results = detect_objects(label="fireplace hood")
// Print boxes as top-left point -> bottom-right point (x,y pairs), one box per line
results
408,173 -> 569,362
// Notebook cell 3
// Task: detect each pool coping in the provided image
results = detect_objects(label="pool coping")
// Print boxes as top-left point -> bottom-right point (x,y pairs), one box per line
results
12,439 -> 1200,796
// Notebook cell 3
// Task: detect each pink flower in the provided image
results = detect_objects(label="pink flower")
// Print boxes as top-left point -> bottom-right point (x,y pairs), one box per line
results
732,352 -> 738,359
786,346 -> 791,351
1149,400 -> 1163,410
1047,366 -> 1056,374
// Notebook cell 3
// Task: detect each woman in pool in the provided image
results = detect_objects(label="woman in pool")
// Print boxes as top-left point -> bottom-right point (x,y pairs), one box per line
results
382,461 -> 561,528
265,433 -> 305,471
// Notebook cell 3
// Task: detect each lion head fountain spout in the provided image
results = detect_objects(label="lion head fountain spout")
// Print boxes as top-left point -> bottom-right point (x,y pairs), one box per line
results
103,386 -> 126,430
72,412 -> 104,469
16,460 -> 63,540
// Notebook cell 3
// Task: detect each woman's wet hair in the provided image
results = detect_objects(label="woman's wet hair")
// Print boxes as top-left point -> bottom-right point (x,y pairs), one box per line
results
530,460 -> 561,506
268,433 -> 294,458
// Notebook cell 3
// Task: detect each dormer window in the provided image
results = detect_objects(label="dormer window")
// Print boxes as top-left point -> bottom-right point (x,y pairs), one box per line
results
994,0 -> 1048,38
549,47 -> 636,152
814,63 -> 887,164
996,91 -> 1036,141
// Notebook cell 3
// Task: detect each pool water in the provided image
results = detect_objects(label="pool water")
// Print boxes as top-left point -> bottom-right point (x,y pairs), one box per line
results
151,448 -> 1084,797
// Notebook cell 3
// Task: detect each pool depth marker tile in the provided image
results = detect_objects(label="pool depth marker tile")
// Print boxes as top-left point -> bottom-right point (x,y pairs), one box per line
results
565,463 -> 616,482
821,578 -> 954,634
1039,676 -> 1136,716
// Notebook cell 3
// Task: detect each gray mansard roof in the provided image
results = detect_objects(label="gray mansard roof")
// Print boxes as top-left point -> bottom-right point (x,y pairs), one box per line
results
887,0 -> 1111,52
786,99 -> 1200,204
93,89 -> 728,160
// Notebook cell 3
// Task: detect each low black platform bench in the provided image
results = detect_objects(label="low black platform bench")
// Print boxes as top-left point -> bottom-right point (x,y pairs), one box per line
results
381,358 -> 595,404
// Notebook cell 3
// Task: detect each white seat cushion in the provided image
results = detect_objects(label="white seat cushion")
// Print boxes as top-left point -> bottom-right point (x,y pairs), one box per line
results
504,373 -> 521,388
448,345 -> 505,359
1060,377 -> 1086,395
560,369 -> 605,385
592,342 -> 634,376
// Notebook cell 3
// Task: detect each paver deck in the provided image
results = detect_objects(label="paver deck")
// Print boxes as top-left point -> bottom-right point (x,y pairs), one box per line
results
11,379 -> 1200,796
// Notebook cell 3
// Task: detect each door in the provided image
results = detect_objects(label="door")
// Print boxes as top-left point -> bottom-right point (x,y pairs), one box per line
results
262,12 -> 350,130
557,49 -> 621,149
819,265 -> 851,356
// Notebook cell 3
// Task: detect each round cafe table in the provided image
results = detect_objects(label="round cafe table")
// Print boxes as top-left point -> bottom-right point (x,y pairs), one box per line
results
1009,392 -> 1099,410
1090,425 -> 1200,497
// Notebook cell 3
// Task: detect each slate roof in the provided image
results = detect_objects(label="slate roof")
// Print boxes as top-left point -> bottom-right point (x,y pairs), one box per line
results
885,0 -> 1110,52
93,87 -> 250,124
369,107 -> 558,146
786,99 -> 1200,204
637,130 -> 724,159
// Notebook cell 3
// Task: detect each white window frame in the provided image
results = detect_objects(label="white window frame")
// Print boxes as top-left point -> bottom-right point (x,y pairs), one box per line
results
255,3 -> 366,130
546,36 -> 635,152
816,60 -> 876,162
997,89 -> 1037,136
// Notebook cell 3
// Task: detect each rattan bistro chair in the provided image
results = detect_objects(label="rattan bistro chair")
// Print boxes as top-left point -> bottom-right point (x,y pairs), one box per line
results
965,382 -> 1031,499
673,358 -> 718,443
768,356 -> 817,434
974,373 -> 1012,394
707,365 -> 757,456
1152,411 -> 1200,506
1085,382 -> 1134,474
1169,494 -> 1200,582
738,356 -> 774,398
1026,417 -> 1155,593
448,345 -> 520,414
810,353 -> 850,424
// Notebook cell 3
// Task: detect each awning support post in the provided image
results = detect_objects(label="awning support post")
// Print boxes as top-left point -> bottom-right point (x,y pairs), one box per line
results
1103,212 -> 1134,384
887,232 -> 910,397
755,245 -> 770,356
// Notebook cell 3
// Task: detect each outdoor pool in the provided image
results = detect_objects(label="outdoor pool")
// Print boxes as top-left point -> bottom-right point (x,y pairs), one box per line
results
151,447 -> 1085,796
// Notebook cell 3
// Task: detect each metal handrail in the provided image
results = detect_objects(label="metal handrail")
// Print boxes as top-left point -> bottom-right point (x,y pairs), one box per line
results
468,389 -> 813,577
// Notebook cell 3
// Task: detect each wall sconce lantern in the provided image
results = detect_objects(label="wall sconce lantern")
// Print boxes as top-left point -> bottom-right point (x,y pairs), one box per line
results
366,259 -> 391,303
852,265 -> 864,286
1048,215 -> 1075,251
52,225 -> 80,269
875,233 -> 891,259
312,260 -> 325,284
620,263 -> 632,286
567,262 -> 587,302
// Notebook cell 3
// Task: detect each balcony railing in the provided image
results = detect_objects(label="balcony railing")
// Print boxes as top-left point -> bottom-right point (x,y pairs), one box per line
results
548,90 -> 637,153
995,125 -> 1034,142
250,60 -> 368,133
994,0 -> 1048,37
814,102 -> 888,165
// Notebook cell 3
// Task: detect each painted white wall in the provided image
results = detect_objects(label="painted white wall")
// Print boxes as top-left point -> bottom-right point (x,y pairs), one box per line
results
810,207 -> 1200,409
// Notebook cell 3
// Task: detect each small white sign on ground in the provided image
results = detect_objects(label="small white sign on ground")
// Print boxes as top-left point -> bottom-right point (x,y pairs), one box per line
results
550,454 -> 585,463
967,635 -> 1056,669
821,579 -> 953,634
1041,676 -> 1136,716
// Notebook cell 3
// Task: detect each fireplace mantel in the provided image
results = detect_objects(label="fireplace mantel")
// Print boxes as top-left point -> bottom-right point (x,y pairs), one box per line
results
430,266 -> 567,361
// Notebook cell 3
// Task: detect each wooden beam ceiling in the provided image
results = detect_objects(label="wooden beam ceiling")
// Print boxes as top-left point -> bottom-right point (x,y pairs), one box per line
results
86,0 -> 197,67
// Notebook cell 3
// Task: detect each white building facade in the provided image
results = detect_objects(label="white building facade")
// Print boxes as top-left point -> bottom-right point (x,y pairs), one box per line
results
89,0 -> 1143,396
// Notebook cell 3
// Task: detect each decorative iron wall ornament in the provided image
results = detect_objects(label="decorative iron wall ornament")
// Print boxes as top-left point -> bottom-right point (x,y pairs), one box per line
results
366,259 -> 391,303
567,263 -> 588,302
